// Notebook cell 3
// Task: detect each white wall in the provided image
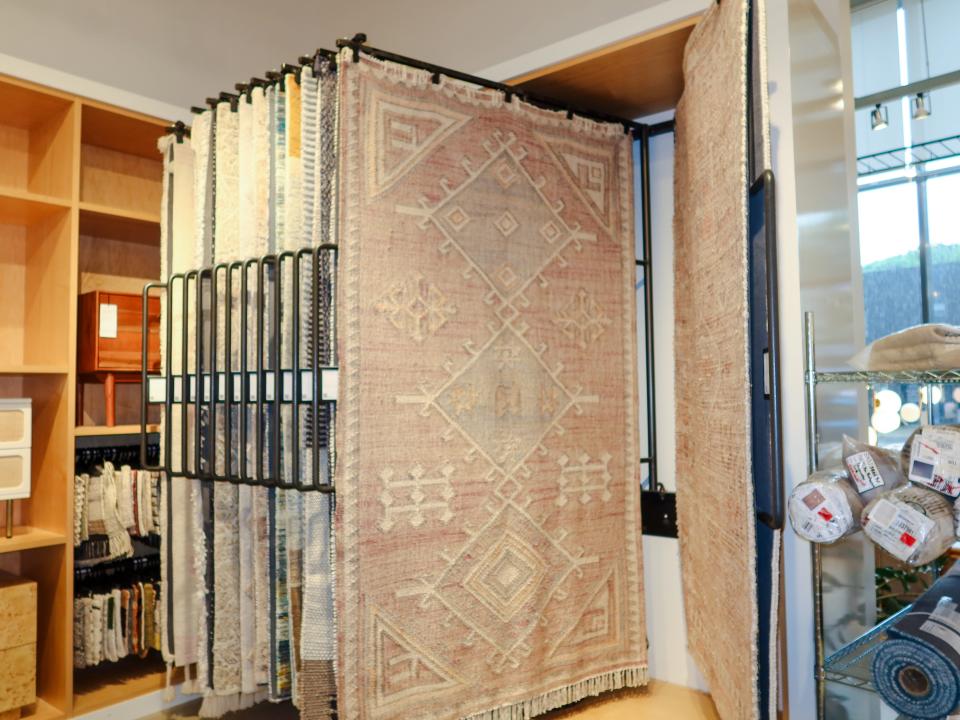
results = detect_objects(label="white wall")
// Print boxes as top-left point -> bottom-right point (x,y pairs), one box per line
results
640,126 -> 710,693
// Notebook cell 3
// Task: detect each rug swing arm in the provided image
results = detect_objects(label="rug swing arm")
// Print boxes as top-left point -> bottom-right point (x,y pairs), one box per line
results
140,246 -> 338,492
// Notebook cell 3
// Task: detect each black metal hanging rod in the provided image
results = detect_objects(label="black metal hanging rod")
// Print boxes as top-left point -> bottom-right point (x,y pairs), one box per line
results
336,33 -> 657,138
164,120 -> 191,143
190,48 -> 339,114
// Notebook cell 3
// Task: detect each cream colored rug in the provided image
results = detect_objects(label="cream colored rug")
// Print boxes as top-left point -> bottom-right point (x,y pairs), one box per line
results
674,1 -> 762,719
335,50 -> 646,720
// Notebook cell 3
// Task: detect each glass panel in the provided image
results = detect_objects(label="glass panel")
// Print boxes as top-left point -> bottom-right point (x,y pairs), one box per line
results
858,182 -> 923,342
924,170 -> 960,324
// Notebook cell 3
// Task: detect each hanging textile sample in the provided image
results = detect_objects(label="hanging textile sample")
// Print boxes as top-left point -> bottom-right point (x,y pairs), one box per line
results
674,0 -> 777,718
334,49 -> 646,720
299,60 -> 339,720
157,130 -> 204,689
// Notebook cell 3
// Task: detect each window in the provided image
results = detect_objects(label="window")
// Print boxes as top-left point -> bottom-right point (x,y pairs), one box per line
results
859,180 -> 922,342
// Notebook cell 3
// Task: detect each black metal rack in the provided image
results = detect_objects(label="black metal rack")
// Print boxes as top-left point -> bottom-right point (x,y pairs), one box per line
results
139,246 -> 338,492
143,35 -> 666,504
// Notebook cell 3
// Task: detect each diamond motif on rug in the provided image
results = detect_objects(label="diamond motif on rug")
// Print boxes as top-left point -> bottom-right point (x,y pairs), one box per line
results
464,530 -> 546,622
433,151 -> 572,295
431,504 -> 574,655
435,329 -> 569,471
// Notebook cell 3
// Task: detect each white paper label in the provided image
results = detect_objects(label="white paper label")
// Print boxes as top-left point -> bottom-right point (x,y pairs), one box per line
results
909,427 -> 960,497
99,303 -> 118,339
867,498 -> 936,562
793,487 -> 847,542
845,451 -> 884,494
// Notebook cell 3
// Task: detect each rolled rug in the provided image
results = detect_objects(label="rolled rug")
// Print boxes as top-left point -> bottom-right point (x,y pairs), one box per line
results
901,425 -> 960,498
788,469 -> 864,543
872,564 -> 960,719
862,485 -> 955,566
842,435 -> 905,502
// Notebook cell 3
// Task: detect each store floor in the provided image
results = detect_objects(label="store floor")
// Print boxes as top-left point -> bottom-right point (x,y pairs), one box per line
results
146,682 -> 719,720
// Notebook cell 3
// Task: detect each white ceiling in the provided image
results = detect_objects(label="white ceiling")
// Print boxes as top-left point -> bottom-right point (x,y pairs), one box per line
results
0,0 -> 670,111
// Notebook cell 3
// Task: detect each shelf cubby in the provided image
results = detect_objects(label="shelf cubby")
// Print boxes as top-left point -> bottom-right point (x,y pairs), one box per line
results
0,78 -> 75,202
0,199 -> 73,370
79,105 -> 163,218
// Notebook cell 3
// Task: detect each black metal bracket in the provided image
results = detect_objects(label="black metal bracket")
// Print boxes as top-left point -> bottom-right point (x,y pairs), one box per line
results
641,489 -> 678,538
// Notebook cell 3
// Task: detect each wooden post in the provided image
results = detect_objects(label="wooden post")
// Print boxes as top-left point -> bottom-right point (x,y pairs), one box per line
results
104,372 -> 116,427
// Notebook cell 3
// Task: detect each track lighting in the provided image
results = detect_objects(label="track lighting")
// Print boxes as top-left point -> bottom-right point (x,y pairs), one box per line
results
913,92 -> 931,120
871,103 -> 889,131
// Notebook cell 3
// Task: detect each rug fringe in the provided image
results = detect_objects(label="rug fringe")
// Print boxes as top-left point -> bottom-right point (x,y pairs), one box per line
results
462,666 -> 648,720
198,689 -> 267,718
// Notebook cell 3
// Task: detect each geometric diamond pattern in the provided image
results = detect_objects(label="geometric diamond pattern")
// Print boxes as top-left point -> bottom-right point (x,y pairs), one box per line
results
464,531 -> 545,622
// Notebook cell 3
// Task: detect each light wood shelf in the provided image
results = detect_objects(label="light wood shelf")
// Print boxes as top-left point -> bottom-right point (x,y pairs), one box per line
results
0,70 -> 170,718
74,424 -> 159,437
0,189 -> 70,224
0,365 -> 69,375
78,201 -> 160,226
0,526 -> 67,555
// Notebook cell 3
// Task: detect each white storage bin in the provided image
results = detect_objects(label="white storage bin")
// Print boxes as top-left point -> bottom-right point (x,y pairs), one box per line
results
0,448 -> 30,501
0,399 -> 31,450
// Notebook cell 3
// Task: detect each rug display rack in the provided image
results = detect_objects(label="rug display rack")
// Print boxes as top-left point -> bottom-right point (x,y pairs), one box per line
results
141,35 -> 668,492
141,33 -> 664,720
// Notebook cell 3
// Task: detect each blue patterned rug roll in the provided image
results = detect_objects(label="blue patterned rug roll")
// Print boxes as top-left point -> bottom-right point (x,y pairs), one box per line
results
872,568 -> 960,719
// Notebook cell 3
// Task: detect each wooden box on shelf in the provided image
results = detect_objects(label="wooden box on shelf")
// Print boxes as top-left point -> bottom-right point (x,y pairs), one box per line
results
77,291 -> 160,427
0,571 -> 37,719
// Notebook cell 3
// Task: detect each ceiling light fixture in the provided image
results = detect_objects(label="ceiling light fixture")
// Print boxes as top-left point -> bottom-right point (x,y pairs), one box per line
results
871,103 -> 889,131
913,92 -> 931,120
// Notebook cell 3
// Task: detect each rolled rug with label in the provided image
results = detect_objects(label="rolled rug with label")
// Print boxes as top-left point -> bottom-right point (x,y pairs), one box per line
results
872,564 -> 960,719
901,424 -> 960,498
843,435 -> 905,502
862,485 -> 955,566
788,469 -> 864,543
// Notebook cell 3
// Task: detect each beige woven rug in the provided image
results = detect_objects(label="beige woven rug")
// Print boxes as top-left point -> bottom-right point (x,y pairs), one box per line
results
674,1 -> 758,719
335,51 -> 646,720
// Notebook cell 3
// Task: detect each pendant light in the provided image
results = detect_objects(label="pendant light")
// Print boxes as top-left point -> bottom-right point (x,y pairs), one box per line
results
871,104 -> 889,131
913,0 -> 933,122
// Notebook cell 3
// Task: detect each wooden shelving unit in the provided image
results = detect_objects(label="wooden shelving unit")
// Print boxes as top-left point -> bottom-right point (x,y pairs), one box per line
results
0,71 -> 168,718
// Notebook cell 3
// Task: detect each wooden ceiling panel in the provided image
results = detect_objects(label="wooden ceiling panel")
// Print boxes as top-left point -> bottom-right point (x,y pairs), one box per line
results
508,16 -> 699,119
